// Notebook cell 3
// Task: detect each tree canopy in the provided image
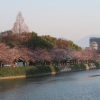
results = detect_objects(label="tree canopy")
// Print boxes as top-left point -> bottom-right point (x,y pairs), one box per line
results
0,31 -> 81,50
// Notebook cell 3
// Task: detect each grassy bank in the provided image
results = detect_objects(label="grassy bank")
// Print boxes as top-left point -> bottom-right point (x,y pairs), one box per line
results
0,65 -> 59,77
0,62 -> 100,78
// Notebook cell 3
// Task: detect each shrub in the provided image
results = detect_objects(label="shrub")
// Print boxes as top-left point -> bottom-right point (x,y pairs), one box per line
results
72,64 -> 86,70
73,64 -> 80,70
80,64 -> 86,70
95,62 -> 100,68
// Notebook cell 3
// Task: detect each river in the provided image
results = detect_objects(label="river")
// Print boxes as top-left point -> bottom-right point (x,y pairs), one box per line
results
0,69 -> 100,100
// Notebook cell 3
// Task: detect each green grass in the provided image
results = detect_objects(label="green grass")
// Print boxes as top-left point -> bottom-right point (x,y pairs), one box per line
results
0,65 -> 59,77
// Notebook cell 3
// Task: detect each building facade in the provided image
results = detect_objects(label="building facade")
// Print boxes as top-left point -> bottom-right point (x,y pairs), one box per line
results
90,37 -> 100,50
90,41 -> 98,50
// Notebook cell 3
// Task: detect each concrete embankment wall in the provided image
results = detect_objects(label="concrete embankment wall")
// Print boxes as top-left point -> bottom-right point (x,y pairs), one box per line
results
56,62 -> 98,72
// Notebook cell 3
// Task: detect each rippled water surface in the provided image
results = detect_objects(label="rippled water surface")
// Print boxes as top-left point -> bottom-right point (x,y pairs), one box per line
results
1,69 -> 100,100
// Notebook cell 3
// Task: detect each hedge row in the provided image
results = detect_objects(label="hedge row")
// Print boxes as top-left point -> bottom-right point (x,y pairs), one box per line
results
0,65 -> 58,77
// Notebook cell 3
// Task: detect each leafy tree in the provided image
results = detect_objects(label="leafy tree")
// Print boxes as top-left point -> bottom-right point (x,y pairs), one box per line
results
69,40 -> 82,50
29,32 -> 53,50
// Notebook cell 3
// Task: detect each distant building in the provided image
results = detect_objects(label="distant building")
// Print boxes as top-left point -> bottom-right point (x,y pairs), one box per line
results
85,47 -> 92,50
90,37 -> 100,50
90,41 -> 98,50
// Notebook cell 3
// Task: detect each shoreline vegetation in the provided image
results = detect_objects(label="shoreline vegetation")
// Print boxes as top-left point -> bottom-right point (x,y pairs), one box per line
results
0,32 -> 83,68
0,32 -> 99,70
0,30 -> 100,80
0,13 -> 100,81
0,65 -> 58,80
0,62 -> 100,80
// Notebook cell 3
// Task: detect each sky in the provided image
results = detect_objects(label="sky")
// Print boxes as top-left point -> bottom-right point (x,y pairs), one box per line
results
0,0 -> 100,41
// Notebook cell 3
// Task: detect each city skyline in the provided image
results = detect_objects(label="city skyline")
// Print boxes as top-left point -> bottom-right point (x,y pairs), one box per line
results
0,0 -> 100,41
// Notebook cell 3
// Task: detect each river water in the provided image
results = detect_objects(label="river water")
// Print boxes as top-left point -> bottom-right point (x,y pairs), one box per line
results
0,69 -> 100,100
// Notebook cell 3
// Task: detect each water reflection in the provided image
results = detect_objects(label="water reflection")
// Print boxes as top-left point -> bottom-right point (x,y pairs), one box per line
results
0,79 -> 26,92
0,69 -> 100,100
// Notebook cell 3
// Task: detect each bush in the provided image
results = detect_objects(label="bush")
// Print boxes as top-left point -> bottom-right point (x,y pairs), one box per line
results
73,64 -> 80,70
80,64 -> 86,70
72,64 -> 86,70
95,62 -> 100,68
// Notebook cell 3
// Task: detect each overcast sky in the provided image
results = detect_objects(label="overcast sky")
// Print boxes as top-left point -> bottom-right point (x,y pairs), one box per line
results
0,0 -> 100,41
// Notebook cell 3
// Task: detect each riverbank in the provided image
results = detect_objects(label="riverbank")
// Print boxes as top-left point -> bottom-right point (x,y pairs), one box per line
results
0,72 -> 59,80
0,73 -> 53,80
0,65 -> 58,80
0,62 -> 100,80
1,68 -> 100,100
